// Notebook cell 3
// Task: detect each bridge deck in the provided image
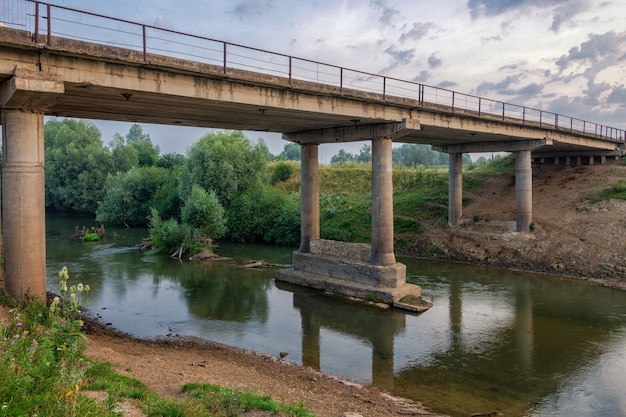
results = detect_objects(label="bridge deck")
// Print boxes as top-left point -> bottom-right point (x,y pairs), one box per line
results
0,26 -> 623,155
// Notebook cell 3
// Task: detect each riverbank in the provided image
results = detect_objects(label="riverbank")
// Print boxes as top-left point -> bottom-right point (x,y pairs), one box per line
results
403,161 -> 626,290
80,315 -> 444,417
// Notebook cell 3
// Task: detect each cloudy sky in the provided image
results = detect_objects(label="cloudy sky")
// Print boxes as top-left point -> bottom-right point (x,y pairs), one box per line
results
5,0 -> 626,160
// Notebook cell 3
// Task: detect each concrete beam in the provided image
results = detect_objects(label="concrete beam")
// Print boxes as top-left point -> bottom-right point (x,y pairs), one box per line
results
0,69 -> 64,109
433,138 -> 550,154
283,119 -> 421,144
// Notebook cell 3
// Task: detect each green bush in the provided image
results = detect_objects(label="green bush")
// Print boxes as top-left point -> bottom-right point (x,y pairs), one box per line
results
271,161 -> 295,184
83,232 -> 100,242
181,185 -> 226,240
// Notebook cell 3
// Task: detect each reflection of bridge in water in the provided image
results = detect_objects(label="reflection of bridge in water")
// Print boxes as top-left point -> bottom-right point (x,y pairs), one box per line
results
278,273 -> 625,416
1,2 -> 624,311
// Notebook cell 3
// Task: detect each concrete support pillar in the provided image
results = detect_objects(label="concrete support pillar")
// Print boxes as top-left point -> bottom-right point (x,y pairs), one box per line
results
448,152 -> 463,227
515,150 -> 532,233
1,70 -> 63,301
2,110 -> 47,301
589,156 -> 595,165
371,137 -> 395,266
565,156 -> 571,166
299,143 -> 320,253
576,156 -> 582,166
601,155 -> 606,164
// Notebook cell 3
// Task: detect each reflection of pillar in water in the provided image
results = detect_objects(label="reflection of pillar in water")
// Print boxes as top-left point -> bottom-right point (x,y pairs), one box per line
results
301,309 -> 320,370
449,278 -> 463,348
372,328 -> 396,390
514,282 -> 534,369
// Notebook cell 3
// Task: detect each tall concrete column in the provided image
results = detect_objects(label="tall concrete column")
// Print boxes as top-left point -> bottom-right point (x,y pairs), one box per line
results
515,150 -> 532,233
2,110 -> 47,301
448,152 -> 463,227
371,137 -> 396,266
299,143 -> 320,253
1,69 -> 63,301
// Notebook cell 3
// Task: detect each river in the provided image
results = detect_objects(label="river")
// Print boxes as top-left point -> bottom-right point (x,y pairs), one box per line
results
45,213 -> 626,417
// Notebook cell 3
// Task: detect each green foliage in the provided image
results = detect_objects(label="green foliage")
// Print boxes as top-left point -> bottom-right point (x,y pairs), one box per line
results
425,243 -> 444,257
182,383 -> 315,417
45,118 -> 114,213
157,152 -> 186,170
271,161 -> 295,184
394,217 -> 424,234
0,267 -> 95,417
227,186 -> 300,246
593,179 -> 626,201
278,142 -> 301,161
148,209 -> 193,255
320,192 -> 372,243
109,133 -> 139,173
83,232 -> 100,242
181,185 -> 227,240
96,166 -> 171,226
330,148 -> 355,164
180,130 -> 269,207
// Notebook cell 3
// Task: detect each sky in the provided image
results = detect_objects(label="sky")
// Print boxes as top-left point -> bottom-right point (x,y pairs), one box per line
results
4,0 -> 626,161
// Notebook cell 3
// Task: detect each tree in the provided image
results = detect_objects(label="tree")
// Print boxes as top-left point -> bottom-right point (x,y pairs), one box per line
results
123,124 -> 159,167
109,133 -> 139,173
95,166 -> 171,226
179,130 -> 269,207
181,185 -> 226,240
356,144 -> 371,163
330,149 -> 355,165
279,143 -> 301,161
45,118 -> 114,213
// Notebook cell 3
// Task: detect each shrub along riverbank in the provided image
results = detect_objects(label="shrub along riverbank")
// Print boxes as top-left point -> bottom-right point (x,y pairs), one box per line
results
0,270 -> 315,417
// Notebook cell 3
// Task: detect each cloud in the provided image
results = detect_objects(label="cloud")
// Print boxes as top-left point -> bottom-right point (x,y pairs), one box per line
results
384,45 -> 416,66
428,53 -> 442,69
466,0 -> 593,32
399,22 -> 438,43
550,0 -> 591,32
555,31 -> 626,71
438,80 -> 458,89
607,85 -> 626,105
475,74 -> 522,95
412,70 -> 430,83
232,0 -> 275,19
370,0 -> 400,26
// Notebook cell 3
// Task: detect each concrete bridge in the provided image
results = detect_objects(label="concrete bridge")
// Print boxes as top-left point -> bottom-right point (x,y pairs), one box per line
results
0,2 -> 624,306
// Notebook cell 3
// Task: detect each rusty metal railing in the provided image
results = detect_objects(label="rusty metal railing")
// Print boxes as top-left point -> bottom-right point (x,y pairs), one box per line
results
1,0 -> 624,143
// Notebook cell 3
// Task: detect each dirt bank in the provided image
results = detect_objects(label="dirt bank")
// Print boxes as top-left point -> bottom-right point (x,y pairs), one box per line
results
405,161 -> 626,290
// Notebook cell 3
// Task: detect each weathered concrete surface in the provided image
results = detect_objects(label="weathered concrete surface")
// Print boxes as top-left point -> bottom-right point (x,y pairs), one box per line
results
275,240 -> 428,312
1,70 -> 63,301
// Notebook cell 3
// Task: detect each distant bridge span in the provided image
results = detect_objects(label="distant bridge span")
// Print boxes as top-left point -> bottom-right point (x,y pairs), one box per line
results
0,1 -> 624,304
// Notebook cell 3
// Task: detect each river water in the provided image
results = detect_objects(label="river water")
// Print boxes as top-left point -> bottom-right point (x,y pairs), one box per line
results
45,213 -> 626,417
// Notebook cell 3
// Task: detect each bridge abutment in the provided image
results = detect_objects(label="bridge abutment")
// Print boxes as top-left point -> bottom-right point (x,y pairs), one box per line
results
0,70 -> 63,301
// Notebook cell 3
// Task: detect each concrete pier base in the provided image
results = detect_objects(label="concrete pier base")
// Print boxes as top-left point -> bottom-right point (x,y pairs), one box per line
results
275,239 -> 429,313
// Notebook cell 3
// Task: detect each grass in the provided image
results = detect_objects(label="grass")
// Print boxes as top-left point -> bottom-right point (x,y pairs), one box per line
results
0,270 -> 318,417
593,179 -> 626,202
